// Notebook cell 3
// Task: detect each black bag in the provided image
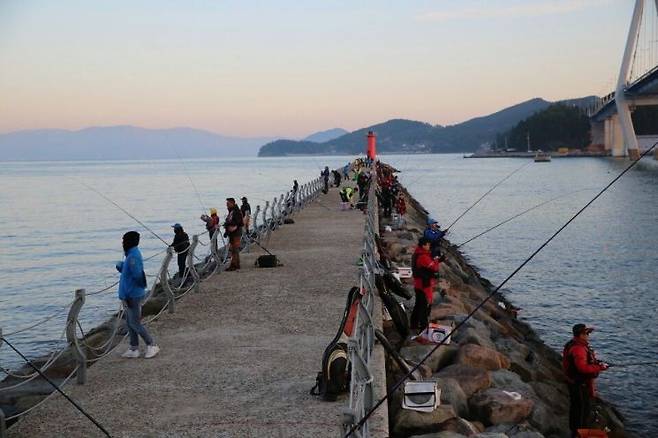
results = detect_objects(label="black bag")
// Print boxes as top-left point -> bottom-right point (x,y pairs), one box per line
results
255,254 -> 278,268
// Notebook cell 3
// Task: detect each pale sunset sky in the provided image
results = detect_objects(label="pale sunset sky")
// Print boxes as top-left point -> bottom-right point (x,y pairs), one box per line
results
0,0 -> 636,138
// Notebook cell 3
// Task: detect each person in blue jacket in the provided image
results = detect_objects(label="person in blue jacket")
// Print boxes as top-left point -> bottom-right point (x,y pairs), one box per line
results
423,218 -> 446,258
116,231 -> 160,359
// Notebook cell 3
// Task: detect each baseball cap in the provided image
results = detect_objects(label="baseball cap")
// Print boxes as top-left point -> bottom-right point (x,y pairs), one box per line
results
172,223 -> 182,230
572,324 -> 594,336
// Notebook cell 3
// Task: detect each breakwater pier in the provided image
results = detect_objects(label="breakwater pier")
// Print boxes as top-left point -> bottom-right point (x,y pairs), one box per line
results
2,161 -> 625,438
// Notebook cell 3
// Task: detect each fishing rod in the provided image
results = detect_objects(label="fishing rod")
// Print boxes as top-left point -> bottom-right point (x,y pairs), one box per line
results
345,143 -> 658,437
608,361 -> 658,368
456,188 -> 595,248
76,179 -> 169,247
444,160 -> 532,232
0,335 -> 112,437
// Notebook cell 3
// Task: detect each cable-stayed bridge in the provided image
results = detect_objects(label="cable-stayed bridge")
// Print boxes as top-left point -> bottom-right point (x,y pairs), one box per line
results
590,0 -> 658,158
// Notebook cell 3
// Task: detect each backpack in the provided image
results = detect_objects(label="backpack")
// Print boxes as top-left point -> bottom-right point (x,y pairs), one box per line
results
310,287 -> 359,401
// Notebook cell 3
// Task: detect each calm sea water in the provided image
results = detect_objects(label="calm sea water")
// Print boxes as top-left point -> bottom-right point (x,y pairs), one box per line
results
1,155 -> 656,435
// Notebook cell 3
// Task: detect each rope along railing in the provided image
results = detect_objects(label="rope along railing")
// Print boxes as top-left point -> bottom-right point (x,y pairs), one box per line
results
343,164 -> 380,438
0,174 -> 325,436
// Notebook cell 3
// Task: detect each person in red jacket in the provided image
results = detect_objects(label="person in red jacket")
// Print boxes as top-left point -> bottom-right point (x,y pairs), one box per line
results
562,324 -> 609,436
410,237 -> 442,332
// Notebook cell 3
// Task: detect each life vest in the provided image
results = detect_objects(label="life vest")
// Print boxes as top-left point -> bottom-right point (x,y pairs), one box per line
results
563,339 -> 598,384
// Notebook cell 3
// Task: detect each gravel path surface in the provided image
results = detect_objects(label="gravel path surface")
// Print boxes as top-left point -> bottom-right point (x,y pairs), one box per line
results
9,189 -> 368,438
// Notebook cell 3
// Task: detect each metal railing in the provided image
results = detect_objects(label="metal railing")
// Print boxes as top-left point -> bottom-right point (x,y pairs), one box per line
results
0,174 -> 324,436
343,165 -> 380,438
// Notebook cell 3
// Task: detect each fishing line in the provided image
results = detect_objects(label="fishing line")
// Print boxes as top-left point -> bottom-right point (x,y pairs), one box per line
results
75,179 -> 169,247
171,147 -> 206,213
445,160 -> 532,232
456,188 -> 595,248
0,336 -> 112,437
345,143 -> 658,437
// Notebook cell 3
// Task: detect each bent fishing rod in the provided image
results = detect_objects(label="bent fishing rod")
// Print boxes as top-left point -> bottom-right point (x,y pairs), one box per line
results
445,160 -> 532,232
345,143 -> 658,437
76,179 -> 169,247
0,335 -> 112,437
456,188 -> 595,248
608,361 -> 658,368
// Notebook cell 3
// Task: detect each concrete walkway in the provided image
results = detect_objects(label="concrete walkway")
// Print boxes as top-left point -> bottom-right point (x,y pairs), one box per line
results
10,190 -> 365,438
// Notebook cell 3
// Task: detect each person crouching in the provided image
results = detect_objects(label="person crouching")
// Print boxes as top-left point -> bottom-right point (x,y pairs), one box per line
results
410,237 -> 442,332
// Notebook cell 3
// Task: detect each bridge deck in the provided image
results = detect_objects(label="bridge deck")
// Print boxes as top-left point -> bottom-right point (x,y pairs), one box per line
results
9,190 -> 365,438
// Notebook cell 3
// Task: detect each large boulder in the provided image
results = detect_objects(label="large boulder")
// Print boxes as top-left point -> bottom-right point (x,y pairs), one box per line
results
452,327 -> 495,349
409,432 -> 467,438
400,344 -> 459,372
436,378 -> 469,417
456,344 -> 511,371
430,304 -> 465,321
440,417 -> 481,436
489,369 -> 534,396
393,405 -> 457,437
469,388 -> 534,426
436,364 -> 492,397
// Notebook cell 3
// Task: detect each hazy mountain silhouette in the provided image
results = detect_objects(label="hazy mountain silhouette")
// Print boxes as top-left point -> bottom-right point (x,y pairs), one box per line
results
258,96 -> 597,156
0,126 -> 274,161
303,128 -> 348,143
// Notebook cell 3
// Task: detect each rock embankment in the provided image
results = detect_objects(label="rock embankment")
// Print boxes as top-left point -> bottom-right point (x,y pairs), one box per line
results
376,182 -> 625,438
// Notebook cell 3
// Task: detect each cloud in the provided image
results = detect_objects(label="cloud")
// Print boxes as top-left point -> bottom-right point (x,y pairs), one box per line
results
417,0 -> 611,23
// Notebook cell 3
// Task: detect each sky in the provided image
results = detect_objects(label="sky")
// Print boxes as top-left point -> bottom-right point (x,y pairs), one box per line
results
0,0 -> 640,138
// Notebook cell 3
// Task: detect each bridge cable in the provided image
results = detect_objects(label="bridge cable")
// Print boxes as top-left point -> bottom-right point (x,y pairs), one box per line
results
0,335 -> 112,437
345,142 -> 657,437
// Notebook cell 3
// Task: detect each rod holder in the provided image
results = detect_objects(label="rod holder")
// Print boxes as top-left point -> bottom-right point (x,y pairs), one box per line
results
66,289 -> 87,385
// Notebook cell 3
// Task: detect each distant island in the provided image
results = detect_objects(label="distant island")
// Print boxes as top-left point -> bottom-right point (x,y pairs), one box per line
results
258,96 -> 598,157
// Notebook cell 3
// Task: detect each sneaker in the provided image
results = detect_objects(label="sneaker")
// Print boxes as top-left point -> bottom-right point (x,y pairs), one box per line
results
121,348 -> 140,359
144,345 -> 160,359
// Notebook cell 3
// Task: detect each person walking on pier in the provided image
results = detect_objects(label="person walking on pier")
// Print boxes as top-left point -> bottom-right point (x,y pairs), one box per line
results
410,237 -> 441,332
224,197 -> 244,271
170,223 -> 189,280
116,231 -> 160,359
240,197 -> 252,234
562,324 -> 609,436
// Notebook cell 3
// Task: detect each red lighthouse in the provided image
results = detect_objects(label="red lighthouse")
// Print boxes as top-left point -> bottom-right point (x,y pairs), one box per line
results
366,131 -> 376,160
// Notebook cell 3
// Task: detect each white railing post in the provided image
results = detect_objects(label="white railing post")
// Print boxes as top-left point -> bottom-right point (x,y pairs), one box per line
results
187,235 -> 201,293
160,248 -> 176,313
66,289 -> 87,385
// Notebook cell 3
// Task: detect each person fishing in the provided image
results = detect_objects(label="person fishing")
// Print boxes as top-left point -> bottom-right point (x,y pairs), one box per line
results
395,194 -> 407,216
410,237 -> 442,332
292,180 -> 299,206
562,324 -> 609,436
200,208 -> 219,241
423,218 -> 446,258
223,197 -> 244,271
170,223 -> 189,280
240,197 -> 252,234
116,231 -> 160,359
321,166 -> 330,194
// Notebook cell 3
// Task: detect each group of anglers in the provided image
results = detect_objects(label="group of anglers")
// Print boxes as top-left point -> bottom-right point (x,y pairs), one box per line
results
112,174 -> 318,362
380,165 -> 609,437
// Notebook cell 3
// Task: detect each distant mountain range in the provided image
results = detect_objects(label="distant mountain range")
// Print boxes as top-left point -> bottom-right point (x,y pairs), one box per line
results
258,96 -> 598,156
303,128 -> 348,143
0,126 -> 275,161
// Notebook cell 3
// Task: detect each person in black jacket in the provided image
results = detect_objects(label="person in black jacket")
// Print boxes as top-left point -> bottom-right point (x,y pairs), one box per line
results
240,197 -> 251,233
170,223 -> 189,279
224,198 -> 244,271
